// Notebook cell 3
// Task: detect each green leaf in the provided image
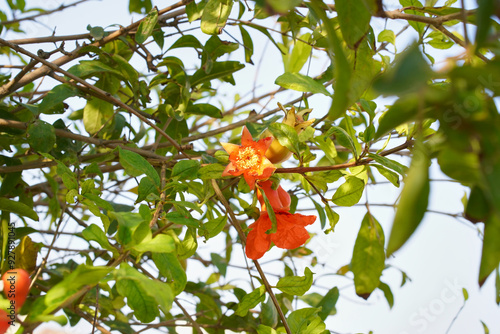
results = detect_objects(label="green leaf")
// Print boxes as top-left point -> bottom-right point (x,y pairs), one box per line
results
378,281 -> 394,308
27,120 -> 56,153
324,204 -> 340,233
115,263 -> 173,323
82,224 -> 118,256
475,0 -> 496,49
200,0 -> 233,35
375,94 -> 419,139
135,8 -> 158,44
373,44 -> 432,95
373,164 -> 400,187
495,267 -> 500,305
152,252 -> 187,295
465,186 -> 490,223
437,149 -> 480,184
481,320 -> 490,334
235,285 -> 266,317
83,97 -> 114,135
336,0 -> 372,48
331,177 -> 365,206
328,126 -> 358,157
239,25 -> 254,64
276,267 -> 314,296
198,163 -> 226,179
168,35 -> 203,50
68,60 -> 124,79
39,84 -> 81,114
186,103 -> 222,118
40,265 -> 112,315
0,197 -> 39,221
268,122 -> 301,157
400,0 -> 426,35
275,72 -> 331,96
191,61 -> 245,86
367,153 -> 408,176
171,160 -> 200,180
165,211 -> 199,228
257,325 -> 277,334
307,0 -> 351,120
203,215 -> 227,239
316,287 -> 339,320
378,29 -> 396,47
387,147 -> 430,256
351,212 -> 386,299
310,197 -> 326,229
285,34 -> 312,73
287,307 -> 325,334
479,213 -> 500,286
118,147 -> 160,185
133,234 -> 175,254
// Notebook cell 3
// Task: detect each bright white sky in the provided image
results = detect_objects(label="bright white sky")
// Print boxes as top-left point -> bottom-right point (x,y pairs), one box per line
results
1,0 -> 499,333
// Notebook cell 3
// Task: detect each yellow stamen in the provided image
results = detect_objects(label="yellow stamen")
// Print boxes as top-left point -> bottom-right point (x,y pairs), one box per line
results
235,147 -> 260,170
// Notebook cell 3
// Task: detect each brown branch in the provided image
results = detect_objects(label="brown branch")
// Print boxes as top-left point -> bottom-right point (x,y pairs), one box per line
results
276,139 -> 415,174
210,180 -> 292,334
0,40 -> 189,157
0,0 -> 192,97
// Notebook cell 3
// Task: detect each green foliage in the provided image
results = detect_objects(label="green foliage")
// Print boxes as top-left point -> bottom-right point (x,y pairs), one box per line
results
0,0 -> 499,332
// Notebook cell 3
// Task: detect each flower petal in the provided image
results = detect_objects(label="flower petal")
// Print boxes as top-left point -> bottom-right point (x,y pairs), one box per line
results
222,162 -> 243,177
254,136 -> 273,155
271,212 -> 315,250
245,214 -> 272,260
220,142 -> 240,155
241,126 -> 254,146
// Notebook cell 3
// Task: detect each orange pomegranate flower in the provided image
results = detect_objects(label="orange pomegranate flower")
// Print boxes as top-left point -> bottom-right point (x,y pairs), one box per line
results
245,180 -> 316,260
245,211 -> 316,260
220,127 -> 276,189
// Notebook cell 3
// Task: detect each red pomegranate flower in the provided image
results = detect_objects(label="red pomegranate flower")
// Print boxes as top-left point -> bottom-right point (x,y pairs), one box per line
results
245,180 -> 316,260
221,127 -> 276,190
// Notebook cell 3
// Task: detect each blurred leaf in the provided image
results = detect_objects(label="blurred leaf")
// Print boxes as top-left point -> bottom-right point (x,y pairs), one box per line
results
479,212 -> 500,286
285,34 -> 312,73
239,25 -> 254,64
374,44 -> 432,95
275,72 -> 331,96
135,8 -> 158,44
200,0 -> 233,35
336,0 -> 372,48
387,147 -> 430,256
0,197 -> 39,221
351,212 -> 386,299
465,186 -> 490,223
475,0 -> 495,49
378,282 -> 394,308
83,98 -> 114,135
437,149 -> 480,184
367,153 -> 408,176
373,164 -> 400,187
27,120 -> 56,153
